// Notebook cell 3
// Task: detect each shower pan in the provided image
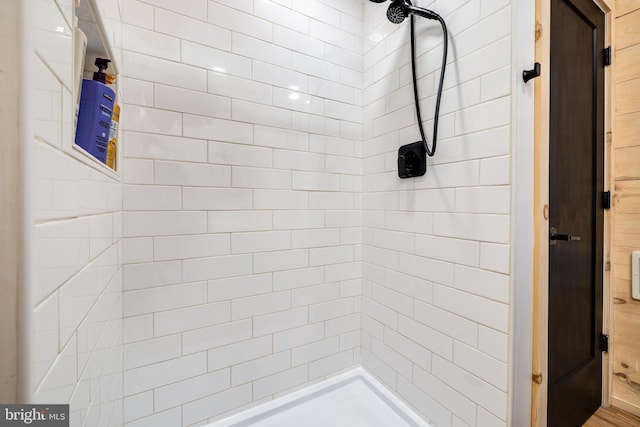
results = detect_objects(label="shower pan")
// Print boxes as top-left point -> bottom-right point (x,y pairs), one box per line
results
207,369 -> 430,427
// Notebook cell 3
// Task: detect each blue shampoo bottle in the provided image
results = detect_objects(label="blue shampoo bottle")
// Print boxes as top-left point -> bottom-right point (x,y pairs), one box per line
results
75,58 -> 115,163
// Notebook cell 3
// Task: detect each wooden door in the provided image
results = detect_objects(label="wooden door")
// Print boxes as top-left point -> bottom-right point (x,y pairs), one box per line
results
547,0 -> 605,425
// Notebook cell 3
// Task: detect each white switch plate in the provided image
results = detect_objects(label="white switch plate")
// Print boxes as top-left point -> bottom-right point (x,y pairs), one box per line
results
633,251 -> 640,301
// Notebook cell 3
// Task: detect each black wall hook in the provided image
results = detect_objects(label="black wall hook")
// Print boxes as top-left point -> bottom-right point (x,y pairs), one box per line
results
523,62 -> 541,83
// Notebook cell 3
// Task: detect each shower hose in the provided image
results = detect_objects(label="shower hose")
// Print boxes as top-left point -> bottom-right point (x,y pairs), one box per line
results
410,12 -> 448,157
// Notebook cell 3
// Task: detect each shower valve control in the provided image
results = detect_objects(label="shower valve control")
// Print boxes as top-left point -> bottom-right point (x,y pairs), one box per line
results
398,141 -> 426,178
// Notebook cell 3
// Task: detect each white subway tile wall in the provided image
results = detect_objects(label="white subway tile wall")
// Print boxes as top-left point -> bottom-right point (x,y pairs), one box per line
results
121,1 -> 363,425
362,1 -> 511,427
23,0 -> 516,426
28,0 -> 124,425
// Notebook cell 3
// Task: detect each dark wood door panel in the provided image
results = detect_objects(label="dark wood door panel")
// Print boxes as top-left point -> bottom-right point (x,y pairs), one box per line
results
547,0 -> 605,425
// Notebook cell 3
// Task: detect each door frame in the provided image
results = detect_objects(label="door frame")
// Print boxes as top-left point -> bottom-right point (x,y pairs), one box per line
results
531,0 -> 615,425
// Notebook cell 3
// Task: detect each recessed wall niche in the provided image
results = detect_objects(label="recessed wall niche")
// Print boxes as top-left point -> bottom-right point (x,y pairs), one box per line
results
71,0 -> 120,176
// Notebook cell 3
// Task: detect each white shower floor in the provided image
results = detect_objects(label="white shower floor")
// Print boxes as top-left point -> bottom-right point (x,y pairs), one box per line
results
208,369 -> 431,427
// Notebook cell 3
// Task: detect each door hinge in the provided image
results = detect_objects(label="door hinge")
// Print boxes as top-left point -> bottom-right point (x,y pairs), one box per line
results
601,334 -> 609,352
602,191 -> 611,209
604,46 -> 611,66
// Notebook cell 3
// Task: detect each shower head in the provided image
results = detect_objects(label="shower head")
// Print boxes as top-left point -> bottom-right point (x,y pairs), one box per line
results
384,0 -> 441,24
387,0 -> 407,24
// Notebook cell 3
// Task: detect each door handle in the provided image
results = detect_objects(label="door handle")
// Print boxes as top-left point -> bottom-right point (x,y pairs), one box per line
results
550,233 -> 581,241
549,227 -> 581,245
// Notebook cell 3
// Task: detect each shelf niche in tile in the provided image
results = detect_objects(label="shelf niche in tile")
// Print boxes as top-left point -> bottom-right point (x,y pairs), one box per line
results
72,0 -> 120,176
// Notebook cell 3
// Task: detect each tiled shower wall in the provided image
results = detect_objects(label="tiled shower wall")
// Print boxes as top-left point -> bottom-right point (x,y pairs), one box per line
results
22,0 -> 518,426
25,0 -> 124,425
361,1 -> 512,426
120,1 -> 364,425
